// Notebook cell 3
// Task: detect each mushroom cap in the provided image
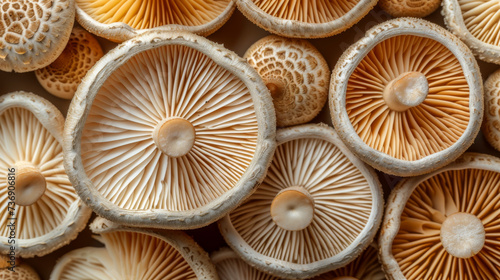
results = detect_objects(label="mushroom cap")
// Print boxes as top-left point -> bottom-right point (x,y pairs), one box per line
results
75,0 -> 235,42
50,216 -> 218,280
482,69 -> 500,152
379,153 -> 500,279
442,0 -> 500,64
379,0 -> 440,18
35,27 -> 103,100
244,35 -> 330,127
0,263 -> 40,280
219,123 -> 383,279
0,0 -> 75,72
235,0 -> 378,38
0,92 -> 91,258
330,17 -> 483,177
63,31 -> 276,229
211,247 -> 280,280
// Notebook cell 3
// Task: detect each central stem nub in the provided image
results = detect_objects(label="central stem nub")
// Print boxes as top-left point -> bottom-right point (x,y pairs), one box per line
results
153,118 -> 195,158
270,186 -> 314,231
383,72 -> 428,112
440,212 -> 485,258
266,80 -> 285,100
13,163 -> 46,206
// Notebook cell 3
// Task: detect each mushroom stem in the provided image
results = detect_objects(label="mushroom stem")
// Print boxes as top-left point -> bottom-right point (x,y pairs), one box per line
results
265,80 -> 286,100
440,212 -> 485,258
153,118 -> 196,158
13,162 -> 46,206
50,48 -> 73,69
270,186 -> 314,231
383,71 -> 428,112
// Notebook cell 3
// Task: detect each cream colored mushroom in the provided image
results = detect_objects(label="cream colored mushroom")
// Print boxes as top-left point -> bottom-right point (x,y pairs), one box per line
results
330,18 -> 483,177
482,69 -> 500,152
75,0 -> 235,42
379,0 -> 440,18
236,0 -> 377,38
219,124 -> 383,279
0,92 -> 91,257
50,217 -> 218,279
0,0 -> 75,72
245,35 -> 329,127
63,31 -> 276,229
35,27 -> 103,100
211,248 -> 280,280
380,153 -> 500,279
0,262 -> 40,280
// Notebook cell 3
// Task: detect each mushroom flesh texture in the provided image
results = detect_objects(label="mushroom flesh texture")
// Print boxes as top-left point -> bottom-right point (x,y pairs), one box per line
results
245,35 -> 330,127
0,0 -> 75,72
379,0 -> 441,18
212,247 -> 280,280
482,69 -> 500,152
0,262 -> 40,280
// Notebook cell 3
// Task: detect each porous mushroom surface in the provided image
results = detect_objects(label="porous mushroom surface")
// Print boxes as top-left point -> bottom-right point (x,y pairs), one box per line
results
442,0 -> 500,64
35,27 -> 103,100
75,0 -> 235,42
0,263 -> 40,280
236,0 -> 377,38
63,31 -> 276,229
50,217 -> 218,280
0,92 -> 91,258
482,69 -> 500,152
330,17 -> 482,177
380,153 -> 500,280
211,247 -> 280,280
219,124 -> 383,279
379,0 -> 440,18
0,0 -> 75,72
244,35 -> 329,127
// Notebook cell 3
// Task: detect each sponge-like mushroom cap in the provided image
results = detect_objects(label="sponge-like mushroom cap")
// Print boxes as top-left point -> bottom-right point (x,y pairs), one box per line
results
482,69 -> 500,152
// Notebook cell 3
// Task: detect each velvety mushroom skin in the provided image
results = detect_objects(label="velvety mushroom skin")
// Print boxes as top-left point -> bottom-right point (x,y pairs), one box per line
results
482,69 -> 500,152
379,0 -> 441,18
330,18 -> 483,176
212,248 -> 280,280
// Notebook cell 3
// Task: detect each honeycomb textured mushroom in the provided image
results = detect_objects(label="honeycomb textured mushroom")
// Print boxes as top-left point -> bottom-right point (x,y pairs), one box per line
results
35,27 -> 103,100
0,263 -> 40,280
75,0 -> 235,42
50,217 -> 218,280
442,0 -> 500,64
245,35 -> 329,127
330,18 -> 483,177
212,247 -> 280,280
379,0 -> 440,18
0,0 -> 75,72
482,69 -> 500,152
0,92 -> 91,257
63,31 -> 276,229
236,0 -> 378,38
380,153 -> 500,280
220,124 -> 383,279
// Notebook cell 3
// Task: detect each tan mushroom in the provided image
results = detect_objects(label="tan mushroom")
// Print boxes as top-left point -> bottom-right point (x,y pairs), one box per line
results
75,0 -> 235,42
211,247 -> 280,280
380,153 -> 500,279
63,31 -> 276,229
236,0 -> 378,38
0,92 -> 91,257
330,17 -> 483,177
35,27 -> 103,100
0,0 -> 75,72
50,217 -> 218,279
0,261 -> 40,280
379,0 -> 440,18
219,124 -> 383,279
482,69 -> 500,152
244,35 -> 329,127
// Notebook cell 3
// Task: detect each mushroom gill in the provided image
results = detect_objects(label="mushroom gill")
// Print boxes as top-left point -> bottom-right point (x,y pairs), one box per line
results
458,0 -> 500,46
212,248 -> 280,280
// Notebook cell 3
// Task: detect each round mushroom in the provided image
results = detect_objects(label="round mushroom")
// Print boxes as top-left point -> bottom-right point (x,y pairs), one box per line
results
380,153 -> 500,279
219,123 -> 383,279
0,0 -> 75,72
50,216 -> 218,279
212,247 -> 280,280
63,31 -> 276,229
244,35 -> 330,127
75,0 -> 235,42
379,0 -> 440,18
35,27 -> 103,100
482,69 -> 500,152
0,92 -> 91,257
236,0 -> 378,38
0,262 -> 40,280
330,17 -> 483,177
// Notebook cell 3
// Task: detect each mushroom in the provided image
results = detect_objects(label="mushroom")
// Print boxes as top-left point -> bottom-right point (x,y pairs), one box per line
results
442,0 -> 500,64
75,0 -> 235,42
50,217 -> 218,279
211,247 -> 280,280
482,69 -> 500,152
379,153 -> 500,279
0,0 -> 75,72
0,259 -> 40,280
330,17 -> 483,177
0,91 -> 91,257
35,27 -> 104,100
219,123 -> 383,279
236,0 -> 377,38
63,31 -> 276,229
244,35 -> 330,127
379,0 -> 440,18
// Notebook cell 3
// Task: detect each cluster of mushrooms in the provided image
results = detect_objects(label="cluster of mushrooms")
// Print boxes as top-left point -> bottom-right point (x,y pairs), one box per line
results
1,0 -> 500,279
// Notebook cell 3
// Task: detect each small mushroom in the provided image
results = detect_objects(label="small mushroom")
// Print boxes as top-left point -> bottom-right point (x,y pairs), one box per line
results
245,35 -> 329,127
50,217 -> 218,279
236,0 -> 377,38
35,27 -> 103,100
0,92 -> 91,257
219,124 -> 383,279
379,153 -> 500,279
482,69 -> 500,152
379,0 -> 440,18
75,0 -> 236,42
211,247 -> 280,280
330,18 -> 483,176
0,0 -> 75,72
0,260 -> 40,280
